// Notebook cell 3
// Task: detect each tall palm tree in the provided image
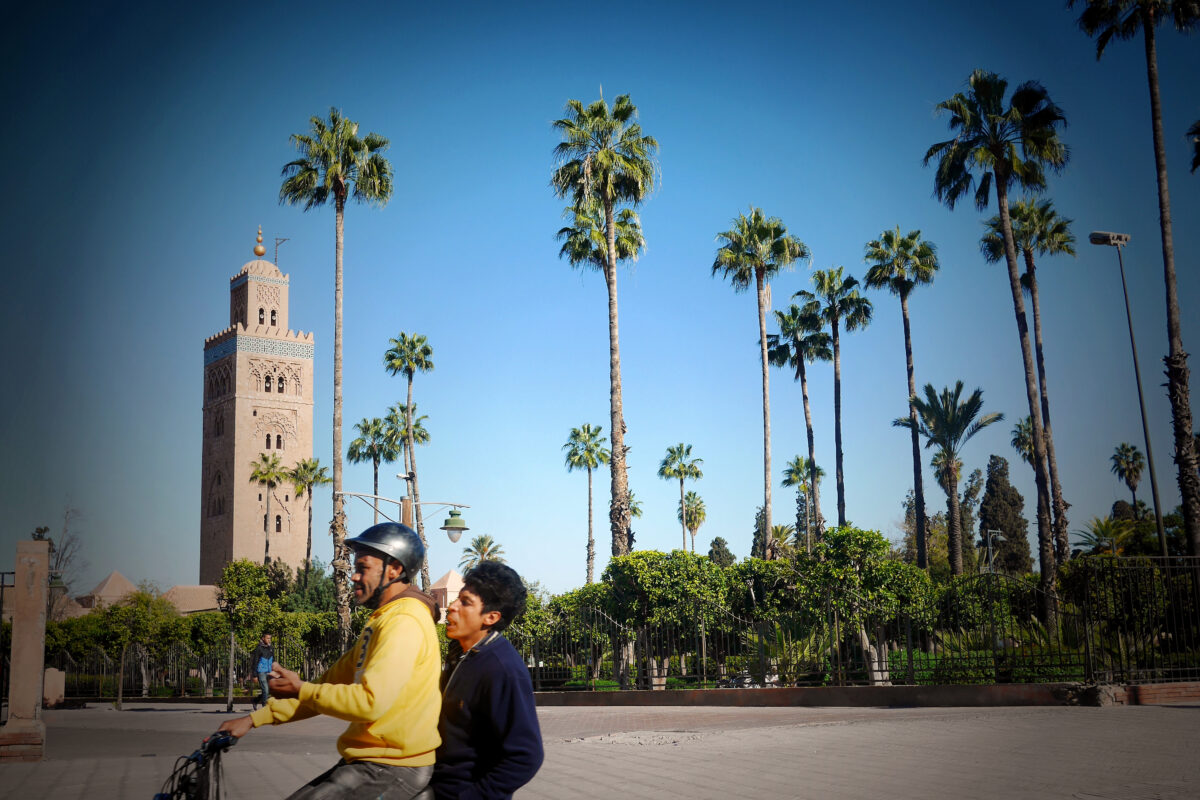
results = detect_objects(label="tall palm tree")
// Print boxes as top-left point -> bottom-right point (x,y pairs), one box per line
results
249,452 -> 287,565
1071,1 -> 1200,555
679,491 -> 707,553
796,267 -> 872,528
983,198 -> 1076,563
1111,442 -> 1146,508
1189,119 -> 1200,172
288,458 -> 330,589
658,443 -> 704,551
347,417 -> 397,525
768,303 -> 831,541
713,207 -> 810,539
458,534 -> 506,572
924,69 -> 1067,594
864,226 -> 940,570
781,455 -> 824,553
280,108 -> 392,640
1011,416 -> 1035,466
383,332 -> 435,590
552,93 -> 659,558
896,382 -> 1003,575
563,424 -> 611,584
385,402 -> 430,494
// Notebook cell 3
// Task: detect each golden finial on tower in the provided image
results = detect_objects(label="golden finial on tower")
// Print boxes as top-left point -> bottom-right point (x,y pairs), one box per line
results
254,226 -> 266,257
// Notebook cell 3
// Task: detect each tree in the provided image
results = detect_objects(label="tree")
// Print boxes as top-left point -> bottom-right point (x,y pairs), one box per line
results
864,226 -> 940,570
713,208 -> 810,543
769,304 -> 831,541
796,267 -> 872,527
781,455 -> 824,552
383,332 -> 435,590
1190,119 -> 1200,172
658,443 -> 704,551
32,508 -> 88,621
925,70 -> 1067,593
280,108 -> 393,643
978,456 -> 1033,574
627,491 -> 643,550
896,382 -> 1003,575
249,452 -> 287,565
708,537 -> 736,568
459,535 -> 505,571
347,417 -> 397,525
1071,1 -> 1200,556
1011,416 -> 1034,466
552,93 -> 659,558
750,506 -> 768,560
104,588 -> 179,709
385,402 -> 429,498
287,458 -> 330,589
1073,516 -> 1136,556
1111,442 -> 1146,508
679,491 -> 707,553
983,197 -> 1075,563
562,423 -> 611,584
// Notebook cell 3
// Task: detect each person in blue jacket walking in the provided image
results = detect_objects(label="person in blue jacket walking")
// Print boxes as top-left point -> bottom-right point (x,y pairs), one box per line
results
250,632 -> 273,711
433,561 -> 543,800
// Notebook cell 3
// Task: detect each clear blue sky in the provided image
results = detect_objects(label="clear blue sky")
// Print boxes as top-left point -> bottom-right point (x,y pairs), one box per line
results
2,0 -> 1198,597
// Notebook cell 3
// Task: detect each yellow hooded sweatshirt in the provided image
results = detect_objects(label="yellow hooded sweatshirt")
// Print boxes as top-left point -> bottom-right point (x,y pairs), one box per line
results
249,594 -> 441,766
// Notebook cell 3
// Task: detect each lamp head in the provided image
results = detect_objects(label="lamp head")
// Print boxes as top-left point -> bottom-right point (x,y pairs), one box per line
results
1089,231 -> 1130,247
440,508 -> 469,543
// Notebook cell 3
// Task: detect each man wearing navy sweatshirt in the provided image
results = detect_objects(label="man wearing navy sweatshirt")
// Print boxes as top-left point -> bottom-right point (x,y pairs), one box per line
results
433,561 -> 543,800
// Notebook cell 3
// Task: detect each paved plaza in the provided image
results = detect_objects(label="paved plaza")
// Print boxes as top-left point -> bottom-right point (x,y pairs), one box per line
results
1,701 -> 1197,799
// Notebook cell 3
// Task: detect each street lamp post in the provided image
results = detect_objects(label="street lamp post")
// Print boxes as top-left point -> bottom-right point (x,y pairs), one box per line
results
1089,231 -> 1167,556
983,529 -> 1005,574
216,594 -> 236,713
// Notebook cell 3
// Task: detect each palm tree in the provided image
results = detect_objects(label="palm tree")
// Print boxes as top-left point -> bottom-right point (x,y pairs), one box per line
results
563,424 -> 611,584
385,402 -> 430,492
347,417 -> 397,525
1111,442 -> 1146,508
552,93 -> 659,558
925,69 -> 1067,592
383,332 -> 435,590
796,267 -> 872,528
864,226 -> 940,569
280,108 -> 392,640
983,198 -> 1076,563
679,491 -> 707,553
713,207 -> 811,539
1073,516 -> 1136,556
781,455 -> 824,553
627,491 -> 643,550
768,303 -> 831,541
768,525 -> 796,560
288,458 -> 331,589
658,443 -> 704,551
278,109 -> 391,638
1071,1 -> 1200,555
896,382 -> 1003,575
1012,416 -> 1035,466
1189,119 -> 1200,172
249,452 -> 287,565
459,534 -> 506,572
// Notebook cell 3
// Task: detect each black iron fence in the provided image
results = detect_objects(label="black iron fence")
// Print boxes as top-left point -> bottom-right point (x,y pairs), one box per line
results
44,556 -> 1200,697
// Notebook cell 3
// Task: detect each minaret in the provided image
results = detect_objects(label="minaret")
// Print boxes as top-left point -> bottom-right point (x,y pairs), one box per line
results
200,228 -> 315,584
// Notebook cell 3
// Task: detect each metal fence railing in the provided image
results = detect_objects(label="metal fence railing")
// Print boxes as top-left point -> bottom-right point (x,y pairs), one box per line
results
42,556 -> 1200,696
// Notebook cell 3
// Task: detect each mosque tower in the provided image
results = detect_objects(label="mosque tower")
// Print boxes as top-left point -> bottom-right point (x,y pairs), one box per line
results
200,229 -> 315,584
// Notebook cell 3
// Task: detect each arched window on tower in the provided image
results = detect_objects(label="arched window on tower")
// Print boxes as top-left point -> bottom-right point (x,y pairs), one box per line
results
265,433 -> 272,449
270,309 -> 277,326
264,375 -> 272,392
277,376 -> 285,394
258,308 -> 265,324
275,515 -> 282,533
275,434 -> 282,450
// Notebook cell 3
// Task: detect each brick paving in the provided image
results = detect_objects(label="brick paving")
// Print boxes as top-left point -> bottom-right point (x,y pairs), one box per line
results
0,702 -> 1196,799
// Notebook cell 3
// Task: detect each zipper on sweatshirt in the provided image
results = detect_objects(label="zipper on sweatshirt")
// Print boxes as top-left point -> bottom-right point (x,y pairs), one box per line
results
444,631 -> 500,695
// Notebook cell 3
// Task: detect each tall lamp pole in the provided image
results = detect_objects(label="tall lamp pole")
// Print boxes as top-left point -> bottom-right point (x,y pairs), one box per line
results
1089,231 -> 1167,556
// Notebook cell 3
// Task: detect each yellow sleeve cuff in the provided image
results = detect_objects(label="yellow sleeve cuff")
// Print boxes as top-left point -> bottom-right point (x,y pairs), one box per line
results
250,705 -> 276,727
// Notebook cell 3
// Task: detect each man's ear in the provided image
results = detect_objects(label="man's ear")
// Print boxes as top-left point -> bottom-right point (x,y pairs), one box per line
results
481,610 -> 502,629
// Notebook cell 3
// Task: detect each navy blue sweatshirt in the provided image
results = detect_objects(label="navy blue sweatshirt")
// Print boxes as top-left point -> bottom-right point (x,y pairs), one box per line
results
433,632 -> 544,800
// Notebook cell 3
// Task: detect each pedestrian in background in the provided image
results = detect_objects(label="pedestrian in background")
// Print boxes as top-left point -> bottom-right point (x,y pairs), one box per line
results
251,632 -> 273,711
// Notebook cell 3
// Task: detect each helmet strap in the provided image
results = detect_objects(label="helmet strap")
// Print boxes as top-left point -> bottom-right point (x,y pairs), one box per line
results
364,560 -> 408,609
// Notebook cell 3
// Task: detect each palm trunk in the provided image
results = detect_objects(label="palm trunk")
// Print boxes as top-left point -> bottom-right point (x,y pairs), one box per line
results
406,376 -> 431,590
996,176 -> 1056,623
304,498 -> 313,591
586,466 -> 595,585
756,270 -> 773,551
799,359 -> 823,538
1131,485 -> 1138,513
832,314 -> 846,528
603,199 -> 632,555
1024,252 -> 1070,563
372,458 -> 380,525
264,483 -> 272,563
1143,14 -> 1200,555
331,197 -> 350,643
679,477 -> 687,552
900,291 -> 928,569
946,463 -> 962,575
799,488 -> 809,553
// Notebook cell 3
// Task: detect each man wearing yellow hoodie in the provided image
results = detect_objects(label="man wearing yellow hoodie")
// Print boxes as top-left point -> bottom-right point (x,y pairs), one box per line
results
219,522 -> 442,799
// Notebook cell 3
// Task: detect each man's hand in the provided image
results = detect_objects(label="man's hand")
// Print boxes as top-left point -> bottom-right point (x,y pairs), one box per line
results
267,661 -> 303,699
217,715 -> 254,739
